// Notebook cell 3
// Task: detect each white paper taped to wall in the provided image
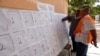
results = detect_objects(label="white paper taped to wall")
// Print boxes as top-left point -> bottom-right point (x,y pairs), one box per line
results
0,10 -> 11,33
0,34 -> 14,56
20,11 -> 34,27
19,47 -> 32,56
26,28 -> 38,44
37,2 -> 54,12
29,43 -> 42,56
31,11 -> 42,26
4,10 -> 23,31
47,4 -> 54,12
37,2 -> 48,12
10,31 -> 28,51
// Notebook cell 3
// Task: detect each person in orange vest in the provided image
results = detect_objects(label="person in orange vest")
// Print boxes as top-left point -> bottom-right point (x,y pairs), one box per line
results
74,6 -> 98,56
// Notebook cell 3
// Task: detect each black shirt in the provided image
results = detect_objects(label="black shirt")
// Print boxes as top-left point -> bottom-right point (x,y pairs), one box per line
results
69,16 -> 80,36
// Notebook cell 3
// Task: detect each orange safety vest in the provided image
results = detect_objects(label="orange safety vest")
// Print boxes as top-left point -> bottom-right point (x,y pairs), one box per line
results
74,15 -> 95,43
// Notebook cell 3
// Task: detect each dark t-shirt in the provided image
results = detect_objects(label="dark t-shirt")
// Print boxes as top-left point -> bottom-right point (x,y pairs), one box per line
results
69,17 -> 80,36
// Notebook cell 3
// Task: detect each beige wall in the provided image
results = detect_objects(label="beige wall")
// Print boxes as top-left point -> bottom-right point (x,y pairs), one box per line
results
0,0 -> 68,14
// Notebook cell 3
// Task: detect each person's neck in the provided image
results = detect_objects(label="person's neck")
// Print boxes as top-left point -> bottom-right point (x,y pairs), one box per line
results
81,14 -> 88,18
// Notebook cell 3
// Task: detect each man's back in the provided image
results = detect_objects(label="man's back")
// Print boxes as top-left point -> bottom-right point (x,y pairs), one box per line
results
69,17 -> 80,36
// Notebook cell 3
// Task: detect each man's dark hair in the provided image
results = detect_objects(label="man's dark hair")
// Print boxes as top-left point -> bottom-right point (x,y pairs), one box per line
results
81,6 -> 90,14
76,10 -> 80,17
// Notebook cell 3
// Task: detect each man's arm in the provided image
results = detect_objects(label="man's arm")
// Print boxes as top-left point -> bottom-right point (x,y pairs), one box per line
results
62,17 -> 68,22
90,30 -> 98,47
62,16 -> 72,22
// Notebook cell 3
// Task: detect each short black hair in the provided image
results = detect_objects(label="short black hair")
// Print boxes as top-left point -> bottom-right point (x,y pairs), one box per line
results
75,9 -> 80,16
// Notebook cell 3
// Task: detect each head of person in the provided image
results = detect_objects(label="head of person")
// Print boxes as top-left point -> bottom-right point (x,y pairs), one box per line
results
79,6 -> 90,18
75,9 -> 80,17
74,9 -> 81,19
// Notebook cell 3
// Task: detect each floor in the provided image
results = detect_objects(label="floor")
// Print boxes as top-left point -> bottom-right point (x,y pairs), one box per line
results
87,43 -> 100,56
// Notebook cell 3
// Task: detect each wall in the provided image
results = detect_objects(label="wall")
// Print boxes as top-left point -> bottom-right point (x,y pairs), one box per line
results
0,0 -> 68,56
0,0 -> 68,14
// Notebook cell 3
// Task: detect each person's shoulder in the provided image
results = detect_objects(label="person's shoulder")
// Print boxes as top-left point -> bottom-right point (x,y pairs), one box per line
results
63,16 -> 72,19
65,16 -> 73,21
84,15 -> 91,18
84,15 -> 94,20
70,16 -> 75,18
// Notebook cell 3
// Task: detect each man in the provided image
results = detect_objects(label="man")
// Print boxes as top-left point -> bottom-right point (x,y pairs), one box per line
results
62,10 -> 80,52
74,7 -> 98,56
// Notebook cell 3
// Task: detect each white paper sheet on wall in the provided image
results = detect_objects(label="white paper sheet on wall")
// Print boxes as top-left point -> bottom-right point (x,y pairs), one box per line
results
19,47 -> 32,56
37,2 -> 55,12
0,34 -> 14,56
49,48 -> 56,56
42,51 -> 51,56
48,13 -> 57,23
29,43 -> 42,56
39,12 -> 49,25
20,11 -> 34,27
42,25 -> 51,39
11,54 -> 19,56
35,26 -> 45,41
4,10 -> 23,31
13,55 -> 18,56
26,28 -> 38,44
0,11 -> 11,33
39,39 -> 49,53
31,11 -> 42,26
11,31 -> 28,51
37,2 -> 48,12
47,4 -> 54,12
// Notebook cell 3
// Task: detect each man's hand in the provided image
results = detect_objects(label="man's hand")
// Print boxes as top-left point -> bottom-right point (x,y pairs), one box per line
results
90,30 -> 98,48
62,17 -> 67,22
91,41 -> 98,48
